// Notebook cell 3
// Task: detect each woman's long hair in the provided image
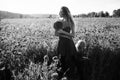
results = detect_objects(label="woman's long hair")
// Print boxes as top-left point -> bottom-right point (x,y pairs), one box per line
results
59,6 -> 75,27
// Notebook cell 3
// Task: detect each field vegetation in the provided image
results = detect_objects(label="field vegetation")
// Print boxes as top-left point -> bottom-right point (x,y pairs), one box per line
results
0,18 -> 120,80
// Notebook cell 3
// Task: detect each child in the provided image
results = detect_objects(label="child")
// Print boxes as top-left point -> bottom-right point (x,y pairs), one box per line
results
53,21 -> 63,31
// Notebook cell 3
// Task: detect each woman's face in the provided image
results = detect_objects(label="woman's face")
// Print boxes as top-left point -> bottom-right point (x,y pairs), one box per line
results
59,9 -> 64,17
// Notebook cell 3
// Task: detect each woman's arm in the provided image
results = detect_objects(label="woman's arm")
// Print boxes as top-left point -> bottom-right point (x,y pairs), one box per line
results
55,30 -> 59,36
55,29 -> 72,39
57,29 -> 74,37
57,23 -> 75,38
70,24 -> 75,37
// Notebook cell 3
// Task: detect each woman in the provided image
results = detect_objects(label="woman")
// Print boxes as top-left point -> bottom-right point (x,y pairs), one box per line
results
54,6 -> 78,80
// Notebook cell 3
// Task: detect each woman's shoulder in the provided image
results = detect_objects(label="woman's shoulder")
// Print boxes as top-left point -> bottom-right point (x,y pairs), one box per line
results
55,18 -> 65,26
56,18 -> 64,23
55,18 -> 71,28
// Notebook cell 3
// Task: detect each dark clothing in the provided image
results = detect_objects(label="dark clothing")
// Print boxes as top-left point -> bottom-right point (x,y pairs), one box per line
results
57,27 -> 78,79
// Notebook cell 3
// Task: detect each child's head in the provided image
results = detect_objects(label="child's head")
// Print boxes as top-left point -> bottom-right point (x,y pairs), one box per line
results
53,21 -> 63,31
75,39 -> 86,52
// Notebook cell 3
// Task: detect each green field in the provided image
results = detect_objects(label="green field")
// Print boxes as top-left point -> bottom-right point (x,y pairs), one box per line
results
0,18 -> 120,80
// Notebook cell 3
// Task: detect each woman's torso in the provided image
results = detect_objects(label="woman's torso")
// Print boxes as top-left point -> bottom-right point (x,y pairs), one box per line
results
59,20 -> 72,40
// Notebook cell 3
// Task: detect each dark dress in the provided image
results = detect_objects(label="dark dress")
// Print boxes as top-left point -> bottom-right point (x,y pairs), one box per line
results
57,26 -> 78,79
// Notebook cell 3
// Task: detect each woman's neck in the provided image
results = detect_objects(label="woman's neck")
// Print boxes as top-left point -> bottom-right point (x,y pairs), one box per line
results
59,16 -> 67,20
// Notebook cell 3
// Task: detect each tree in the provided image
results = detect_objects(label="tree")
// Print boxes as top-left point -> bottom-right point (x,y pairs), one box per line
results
19,14 -> 23,18
78,14 -> 88,17
113,9 -> 120,17
104,11 -> 110,17
48,15 -> 52,18
88,12 -> 98,17
98,11 -> 105,17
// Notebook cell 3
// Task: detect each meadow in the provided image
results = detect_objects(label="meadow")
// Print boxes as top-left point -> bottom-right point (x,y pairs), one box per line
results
0,18 -> 120,80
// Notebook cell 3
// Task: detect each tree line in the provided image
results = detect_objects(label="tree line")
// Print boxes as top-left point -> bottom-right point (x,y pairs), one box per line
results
73,8 -> 120,18
0,8 -> 120,20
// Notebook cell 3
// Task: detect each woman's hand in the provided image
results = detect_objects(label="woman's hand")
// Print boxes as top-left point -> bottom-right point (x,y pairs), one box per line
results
57,29 -> 64,34
55,30 -> 59,36
58,29 -> 74,37
55,29 -> 74,40
55,29 -> 64,36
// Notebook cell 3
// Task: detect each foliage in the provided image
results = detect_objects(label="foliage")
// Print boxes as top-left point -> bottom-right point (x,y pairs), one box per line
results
0,18 -> 120,80
113,8 -> 120,17
73,11 -> 110,18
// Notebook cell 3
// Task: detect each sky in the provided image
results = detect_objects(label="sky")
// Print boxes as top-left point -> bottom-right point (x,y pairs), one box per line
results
0,0 -> 120,15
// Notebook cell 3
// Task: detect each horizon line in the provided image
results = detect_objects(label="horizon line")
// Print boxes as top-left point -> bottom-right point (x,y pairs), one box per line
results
0,9 -> 114,15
